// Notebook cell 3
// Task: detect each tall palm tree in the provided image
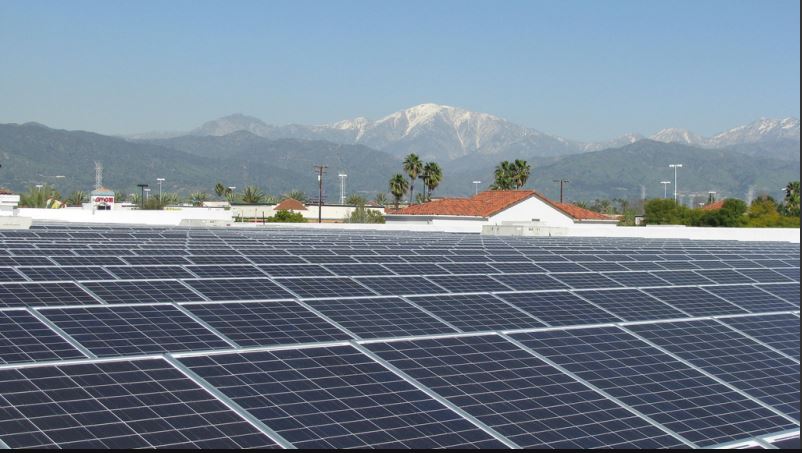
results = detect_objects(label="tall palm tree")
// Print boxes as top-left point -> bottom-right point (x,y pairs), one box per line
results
491,161 -> 515,190
374,193 -> 388,206
241,185 -> 265,204
214,182 -> 226,199
389,174 -> 409,209
190,192 -> 209,207
512,159 -> 531,189
422,162 -> 443,200
402,153 -> 423,203
784,181 -> 800,216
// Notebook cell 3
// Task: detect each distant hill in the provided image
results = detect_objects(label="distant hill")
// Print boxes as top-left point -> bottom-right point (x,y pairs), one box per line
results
1,123 -> 798,204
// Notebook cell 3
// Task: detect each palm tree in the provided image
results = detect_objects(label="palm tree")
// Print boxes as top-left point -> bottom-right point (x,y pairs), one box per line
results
784,181 -> 800,216
422,162 -> 443,201
389,174 -> 409,209
19,185 -> 60,208
491,161 -> 515,190
214,182 -> 226,199
374,193 -> 388,206
512,159 -> 531,189
65,191 -> 87,207
190,192 -> 209,207
402,153 -> 423,203
345,194 -> 367,206
282,190 -> 307,203
241,185 -> 265,205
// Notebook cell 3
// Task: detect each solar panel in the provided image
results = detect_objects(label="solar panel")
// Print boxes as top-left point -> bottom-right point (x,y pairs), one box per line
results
366,335 -> 685,449
489,273 -> 568,291
0,256 -> 54,266
601,271 -> 671,288
183,278 -> 293,301
0,267 -> 26,282
695,268 -> 754,284
241,255 -> 307,265
579,262 -> 629,272
771,267 -> 800,282
550,272 -> 622,289
618,261 -> 667,271
303,297 -> 457,338
407,293 -> 545,332
701,285 -> 796,313
325,263 -> 394,277
511,327 -> 797,447
18,266 -> 116,282
537,262 -> 590,273
649,270 -> 714,286
718,314 -> 800,360
179,347 -> 506,449
0,309 -> 85,364
755,283 -> 800,307
425,274 -> 512,293
275,276 -> 376,299
488,262 -> 545,274
301,254 -> 359,264
497,291 -> 622,326
0,282 -> 100,308
575,289 -> 689,320
643,286 -> 749,316
106,266 -> 195,280
38,304 -> 231,357
657,260 -> 700,270
736,268 -> 794,283
627,320 -> 800,420
257,264 -> 334,277
51,256 -> 127,266
82,280 -> 201,304
186,265 -> 267,279
354,276 -> 448,296
0,358 -> 280,448
382,263 -> 449,275
436,262 -> 498,275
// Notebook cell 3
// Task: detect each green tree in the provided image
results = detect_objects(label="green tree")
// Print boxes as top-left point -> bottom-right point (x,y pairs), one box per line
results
19,185 -> 61,208
402,153 -> 423,203
345,193 -> 368,206
512,159 -> 531,189
267,210 -> 306,223
422,162 -> 443,200
491,161 -> 516,190
241,185 -> 265,205
783,181 -> 800,217
114,191 -> 126,202
190,192 -> 209,207
214,182 -> 226,198
346,205 -> 385,224
389,174 -> 409,209
65,191 -> 87,207
643,199 -> 692,225
374,193 -> 388,206
282,190 -> 308,203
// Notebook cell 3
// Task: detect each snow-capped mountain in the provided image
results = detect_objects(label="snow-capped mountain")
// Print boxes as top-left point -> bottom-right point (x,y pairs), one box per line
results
138,104 -> 799,161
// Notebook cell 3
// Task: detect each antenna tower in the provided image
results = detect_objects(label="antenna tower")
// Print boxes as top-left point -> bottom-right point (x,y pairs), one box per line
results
94,161 -> 103,190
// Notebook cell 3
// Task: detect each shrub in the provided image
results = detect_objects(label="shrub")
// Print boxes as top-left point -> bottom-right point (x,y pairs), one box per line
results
267,209 -> 306,223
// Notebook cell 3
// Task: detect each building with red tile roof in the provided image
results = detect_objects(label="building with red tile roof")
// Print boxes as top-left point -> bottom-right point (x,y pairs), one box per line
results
386,190 -> 617,227
274,198 -> 307,211
701,199 -> 726,211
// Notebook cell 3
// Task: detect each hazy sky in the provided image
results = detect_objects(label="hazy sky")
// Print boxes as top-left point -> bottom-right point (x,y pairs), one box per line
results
1,0 -> 799,141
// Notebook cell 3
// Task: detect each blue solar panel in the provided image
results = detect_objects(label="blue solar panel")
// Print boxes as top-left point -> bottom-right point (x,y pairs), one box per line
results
496,291 -> 621,326
407,293 -> 546,332
38,304 -> 232,357
490,273 -> 568,291
182,301 -> 351,347
82,280 -> 202,305
574,289 -> 689,321
303,297 -> 457,338
366,335 -> 685,449
0,309 -> 85,364
701,285 -> 797,313
0,282 -> 100,308
643,286 -> 749,316
0,359 -> 280,448
179,347 -> 506,449
183,278 -> 293,301
627,320 -> 800,421
425,274 -> 512,293
718,314 -> 800,360
550,273 -> 622,289
511,327 -> 797,447
756,283 -> 800,307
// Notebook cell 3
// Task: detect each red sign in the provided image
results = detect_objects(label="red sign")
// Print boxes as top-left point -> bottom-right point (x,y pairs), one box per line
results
93,196 -> 114,203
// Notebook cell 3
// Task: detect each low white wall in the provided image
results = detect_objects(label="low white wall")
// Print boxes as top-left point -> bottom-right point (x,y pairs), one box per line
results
232,205 -> 384,221
19,207 -> 233,226
489,197 -> 576,226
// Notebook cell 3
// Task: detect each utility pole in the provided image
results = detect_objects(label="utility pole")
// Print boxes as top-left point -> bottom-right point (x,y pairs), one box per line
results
669,164 -> 683,202
660,181 -> 671,199
314,165 -> 327,223
137,184 -> 148,209
552,179 -> 569,203
156,178 -> 165,201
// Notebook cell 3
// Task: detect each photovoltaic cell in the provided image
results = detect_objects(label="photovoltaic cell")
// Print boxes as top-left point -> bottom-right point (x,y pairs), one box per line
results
0,267 -> 26,282
0,309 -> 85,364
186,265 -> 267,279
183,301 -> 351,347
257,264 -> 334,277
407,293 -> 545,332
736,268 -> 794,283
0,282 -> 100,308
354,276 -> 448,296
602,271 -> 671,288
718,314 -> 800,360
627,320 -> 800,420
82,280 -> 201,304
183,278 -> 293,301
436,263 -> 498,275
303,297 -> 457,338
490,273 -> 568,291
180,347 -> 505,449
537,262 -> 589,273
488,262 -> 545,274
18,266 -> 116,282
187,255 -> 251,265
643,286 -> 749,317
382,263 -> 449,276
575,289 -> 689,320
649,270 -> 714,286
511,327 -> 797,447
701,285 -> 796,313
39,304 -> 231,357
550,273 -> 622,289
106,266 -> 195,280
275,277 -> 376,299
694,269 -> 754,284
425,274 -> 512,293
324,263 -> 394,277
0,359 -> 280,448
755,283 -> 800,307
367,335 -> 685,449
497,291 -> 622,326
772,267 -> 800,282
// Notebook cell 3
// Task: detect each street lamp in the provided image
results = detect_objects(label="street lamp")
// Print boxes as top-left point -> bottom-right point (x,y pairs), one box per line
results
668,164 -> 683,202
338,173 -> 347,204
156,178 -> 165,201
136,184 -> 149,209
143,188 -> 151,202
472,181 -> 481,196
660,181 -> 671,198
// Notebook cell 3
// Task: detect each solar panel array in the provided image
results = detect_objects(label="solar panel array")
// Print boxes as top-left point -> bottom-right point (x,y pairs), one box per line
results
0,224 -> 798,449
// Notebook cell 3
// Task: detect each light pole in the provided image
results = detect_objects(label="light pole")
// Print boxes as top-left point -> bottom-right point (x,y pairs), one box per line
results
156,178 -> 165,201
668,164 -> 683,202
660,181 -> 671,199
144,188 -> 151,203
472,181 -> 481,196
552,179 -> 569,203
136,184 -> 148,209
338,173 -> 347,204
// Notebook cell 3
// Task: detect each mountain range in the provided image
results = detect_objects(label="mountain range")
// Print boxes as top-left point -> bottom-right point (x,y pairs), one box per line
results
1,104 -> 798,204
129,104 -> 800,162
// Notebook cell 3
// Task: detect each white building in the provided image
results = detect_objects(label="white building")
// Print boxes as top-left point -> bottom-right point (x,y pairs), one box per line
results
386,190 -> 618,231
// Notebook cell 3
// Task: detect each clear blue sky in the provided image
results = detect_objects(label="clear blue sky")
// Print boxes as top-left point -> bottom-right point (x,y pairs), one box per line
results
1,0 -> 798,141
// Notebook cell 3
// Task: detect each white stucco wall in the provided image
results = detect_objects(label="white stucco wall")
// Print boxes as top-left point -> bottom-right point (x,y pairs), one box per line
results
487,197 -> 576,226
232,205 -> 384,222
19,207 -> 233,226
